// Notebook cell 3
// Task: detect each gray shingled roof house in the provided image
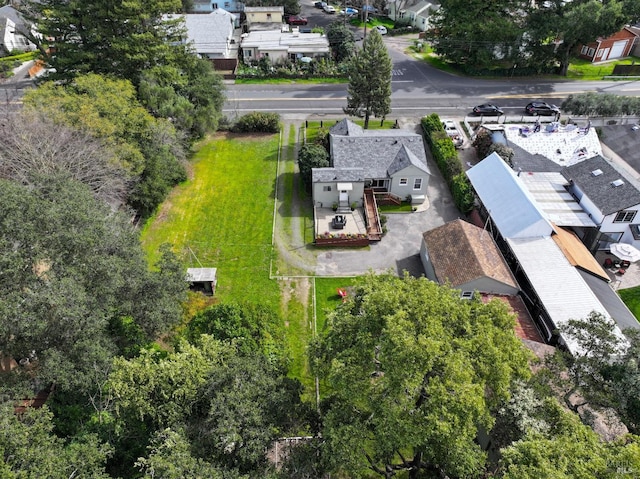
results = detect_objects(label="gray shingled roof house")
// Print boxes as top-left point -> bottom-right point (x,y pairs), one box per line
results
562,155 -> 640,249
311,119 -> 431,209
0,5 -> 36,53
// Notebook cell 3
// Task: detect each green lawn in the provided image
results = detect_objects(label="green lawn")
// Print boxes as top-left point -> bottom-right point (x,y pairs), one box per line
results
567,56 -> 640,80
618,287 -> 640,322
140,132 -> 281,309
314,277 -> 358,335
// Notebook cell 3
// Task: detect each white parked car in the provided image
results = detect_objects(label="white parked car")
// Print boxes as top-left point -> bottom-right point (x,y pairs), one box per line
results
323,4 -> 336,13
339,7 -> 358,15
374,25 -> 387,35
442,120 -> 464,148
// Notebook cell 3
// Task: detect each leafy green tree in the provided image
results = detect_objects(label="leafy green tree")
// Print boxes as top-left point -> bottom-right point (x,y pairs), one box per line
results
109,336 -> 308,476
0,402 -> 112,478
562,93 -> 640,117
23,74 -> 187,217
185,302 -> 286,362
498,398 -> 640,478
537,312 -> 640,434
488,143 -> 515,167
138,56 -> 226,140
526,0 -> 629,76
25,0 -> 185,84
297,143 -> 330,188
137,428 -> 239,479
311,272 -> 531,478
0,176 -> 186,394
326,21 -> 355,63
343,31 -> 391,129
427,0 -> 529,70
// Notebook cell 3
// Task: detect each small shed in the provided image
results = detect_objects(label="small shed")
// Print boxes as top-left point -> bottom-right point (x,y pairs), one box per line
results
186,267 -> 218,296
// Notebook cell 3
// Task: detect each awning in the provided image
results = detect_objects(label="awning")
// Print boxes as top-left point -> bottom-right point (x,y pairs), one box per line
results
337,182 -> 353,191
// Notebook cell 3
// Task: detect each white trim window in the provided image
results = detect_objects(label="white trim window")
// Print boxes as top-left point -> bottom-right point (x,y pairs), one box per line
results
399,178 -> 408,186
614,210 -> 637,223
413,178 -> 422,190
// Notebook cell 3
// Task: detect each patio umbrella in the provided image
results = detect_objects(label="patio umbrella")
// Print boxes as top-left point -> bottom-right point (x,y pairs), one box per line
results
610,243 -> 640,263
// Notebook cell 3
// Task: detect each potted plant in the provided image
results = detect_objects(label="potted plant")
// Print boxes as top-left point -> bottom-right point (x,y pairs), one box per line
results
332,202 -> 338,211
350,202 -> 357,211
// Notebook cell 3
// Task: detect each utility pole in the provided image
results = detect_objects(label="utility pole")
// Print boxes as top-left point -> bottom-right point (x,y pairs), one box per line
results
363,0 -> 368,40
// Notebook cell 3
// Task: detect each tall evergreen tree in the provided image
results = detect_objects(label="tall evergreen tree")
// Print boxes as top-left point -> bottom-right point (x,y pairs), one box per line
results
343,30 -> 391,129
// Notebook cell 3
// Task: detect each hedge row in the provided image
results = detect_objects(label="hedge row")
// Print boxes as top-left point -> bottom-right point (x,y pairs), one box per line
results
420,113 -> 474,213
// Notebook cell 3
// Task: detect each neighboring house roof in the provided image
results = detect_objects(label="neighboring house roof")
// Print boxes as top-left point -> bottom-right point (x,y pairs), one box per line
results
577,269 -> 640,332
241,30 -> 329,55
552,225 -> 608,281
507,235 -> 625,356
504,123 -> 602,168
519,171 -> 596,228
166,11 -> 236,56
0,5 -> 26,28
244,6 -> 284,13
406,1 -> 439,15
422,219 -> 518,291
328,119 -> 430,179
467,152 -> 555,238
562,155 -> 640,215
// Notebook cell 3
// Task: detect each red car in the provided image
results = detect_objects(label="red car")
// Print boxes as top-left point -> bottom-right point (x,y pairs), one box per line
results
287,15 -> 308,25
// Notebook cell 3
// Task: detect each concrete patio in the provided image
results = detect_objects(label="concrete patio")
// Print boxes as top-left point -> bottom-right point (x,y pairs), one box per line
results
595,250 -> 640,290
315,207 -> 366,237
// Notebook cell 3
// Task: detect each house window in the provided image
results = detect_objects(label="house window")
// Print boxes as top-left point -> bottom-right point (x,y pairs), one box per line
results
212,2 -> 218,8
614,210 -> 637,223
399,178 -> 408,186
245,50 -> 252,58
597,231 -> 623,250
266,13 -> 272,19
596,48 -> 603,58
588,48 -> 595,56
581,45 -> 588,55
371,179 -> 386,189
460,291 -> 474,300
413,178 -> 422,190
224,2 -> 230,6
323,186 -> 331,192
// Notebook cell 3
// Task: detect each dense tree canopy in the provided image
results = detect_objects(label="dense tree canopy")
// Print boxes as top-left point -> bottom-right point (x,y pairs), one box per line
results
326,21 -> 356,63
0,403 -> 112,478
23,74 -> 187,217
26,0 -> 184,84
343,31 -> 392,129
429,0 -> 637,75
0,176 -> 186,394
311,273 -> 531,478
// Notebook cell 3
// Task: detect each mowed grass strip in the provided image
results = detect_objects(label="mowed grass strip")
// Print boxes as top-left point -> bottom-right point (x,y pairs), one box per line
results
141,132 -> 281,309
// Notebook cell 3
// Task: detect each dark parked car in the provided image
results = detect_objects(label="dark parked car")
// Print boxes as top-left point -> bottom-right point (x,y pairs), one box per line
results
314,1 -> 325,7
472,103 -> 503,116
525,101 -> 560,116
287,15 -> 308,25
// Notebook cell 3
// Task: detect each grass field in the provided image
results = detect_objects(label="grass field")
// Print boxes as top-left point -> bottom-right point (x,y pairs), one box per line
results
140,132 -> 281,310
314,277 -> 358,335
618,287 -> 640,321
567,57 -> 640,80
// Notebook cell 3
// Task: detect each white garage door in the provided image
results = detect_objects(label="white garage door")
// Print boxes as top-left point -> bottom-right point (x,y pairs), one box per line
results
608,40 -> 628,60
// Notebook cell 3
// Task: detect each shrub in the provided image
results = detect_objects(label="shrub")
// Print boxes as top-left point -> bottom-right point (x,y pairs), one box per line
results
421,113 -> 444,136
472,128 -> 493,160
233,112 -> 281,133
488,143 -> 515,167
298,143 -> 330,187
451,173 -> 475,214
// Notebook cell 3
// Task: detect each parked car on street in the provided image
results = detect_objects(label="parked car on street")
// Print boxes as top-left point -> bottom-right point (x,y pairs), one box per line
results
339,7 -> 358,15
442,119 -> 464,148
374,25 -> 387,34
287,15 -> 308,25
323,4 -> 336,13
525,101 -> 560,116
472,103 -> 503,116
314,1 -> 324,7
